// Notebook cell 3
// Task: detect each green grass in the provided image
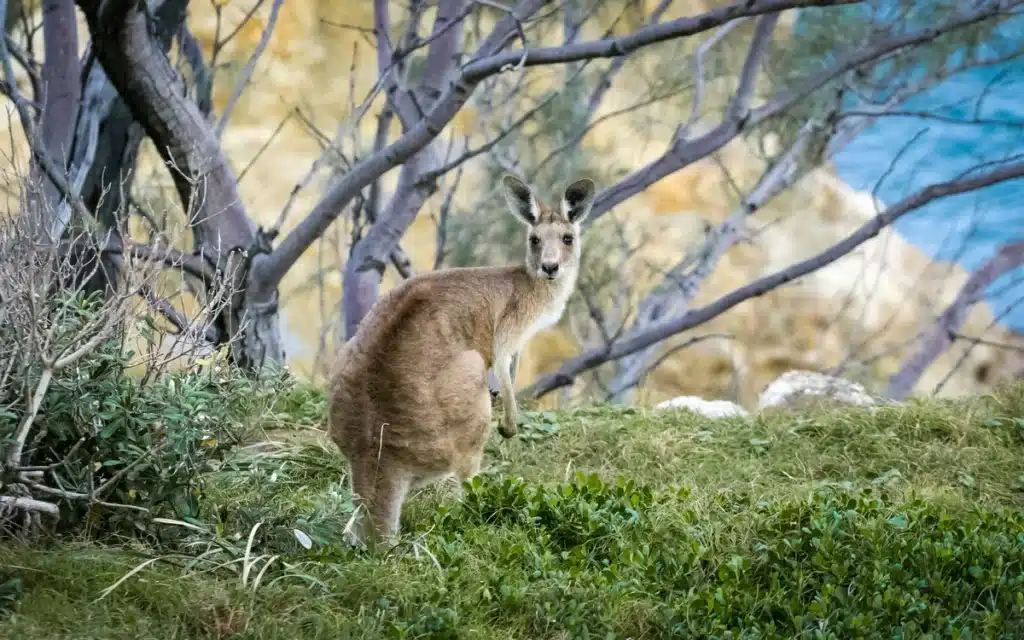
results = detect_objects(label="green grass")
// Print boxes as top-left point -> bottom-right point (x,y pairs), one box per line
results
4,384 -> 1024,638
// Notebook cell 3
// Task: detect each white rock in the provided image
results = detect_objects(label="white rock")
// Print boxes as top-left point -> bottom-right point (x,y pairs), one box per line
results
654,396 -> 750,419
758,369 -> 875,410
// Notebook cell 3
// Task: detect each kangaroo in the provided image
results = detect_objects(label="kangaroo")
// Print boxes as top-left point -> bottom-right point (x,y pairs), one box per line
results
327,174 -> 597,545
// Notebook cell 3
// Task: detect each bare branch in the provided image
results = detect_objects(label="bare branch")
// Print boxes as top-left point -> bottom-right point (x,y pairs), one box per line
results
885,241 -> 1024,400
259,0 -> 861,292
949,331 -> 1024,354
14,436 -> 86,472
584,0 -> 675,123
0,496 -> 59,516
606,14 -> 787,401
586,0 -> 1017,226
141,284 -> 217,343
433,164 -> 464,270
607,333 -> 733,400
64,236 -> 215,283
213,0 -> 268,62
679,16 -> 749,139
215,0 -> 283,137
526,156 -> 1024,398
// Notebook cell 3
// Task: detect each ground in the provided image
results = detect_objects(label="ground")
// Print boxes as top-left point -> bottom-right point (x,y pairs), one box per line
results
3,383 -> 1024,638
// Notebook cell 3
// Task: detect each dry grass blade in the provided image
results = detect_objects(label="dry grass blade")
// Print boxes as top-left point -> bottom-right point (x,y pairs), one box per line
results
93,557 -> 162,603
240,521 -> 263,588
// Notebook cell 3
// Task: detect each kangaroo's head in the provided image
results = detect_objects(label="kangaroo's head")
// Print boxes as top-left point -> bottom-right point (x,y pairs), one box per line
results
501,175 -> 597,282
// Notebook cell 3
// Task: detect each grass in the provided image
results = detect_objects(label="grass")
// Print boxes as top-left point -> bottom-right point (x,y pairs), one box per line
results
3,382 -> 1024,638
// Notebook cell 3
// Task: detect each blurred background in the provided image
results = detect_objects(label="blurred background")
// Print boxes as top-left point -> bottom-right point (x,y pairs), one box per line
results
3,0 -> 1023,410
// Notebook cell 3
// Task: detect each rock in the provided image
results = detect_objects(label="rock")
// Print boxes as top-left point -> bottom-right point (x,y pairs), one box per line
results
654,396 -> 750,419
757,369 -> 875,410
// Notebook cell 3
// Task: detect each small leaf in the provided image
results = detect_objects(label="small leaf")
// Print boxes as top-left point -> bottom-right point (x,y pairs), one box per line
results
293,528 -> 313,550
887,515 -> 908,529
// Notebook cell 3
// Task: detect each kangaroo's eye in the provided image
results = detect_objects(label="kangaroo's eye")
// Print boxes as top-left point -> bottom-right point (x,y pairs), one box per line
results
562,235 -> 574,246
529,235 -> 540,246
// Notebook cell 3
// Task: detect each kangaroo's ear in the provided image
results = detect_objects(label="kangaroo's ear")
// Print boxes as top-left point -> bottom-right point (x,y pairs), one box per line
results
561,178 -> 596,224
502,174 -> 538,226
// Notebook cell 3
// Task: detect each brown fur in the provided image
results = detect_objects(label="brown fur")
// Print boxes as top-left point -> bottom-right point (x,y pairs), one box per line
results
327,175 -> 597,545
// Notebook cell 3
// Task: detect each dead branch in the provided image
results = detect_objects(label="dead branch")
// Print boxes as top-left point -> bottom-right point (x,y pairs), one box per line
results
215,0 -> 284,137
255,0 -> 863,292
885,241 -> 1024,400
0,496 -> 59,516
585,0 -> 1014,226
525,156 -> 1024,398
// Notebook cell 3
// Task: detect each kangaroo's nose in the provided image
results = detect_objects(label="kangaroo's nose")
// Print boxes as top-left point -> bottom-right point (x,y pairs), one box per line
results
541,262 -> 559,276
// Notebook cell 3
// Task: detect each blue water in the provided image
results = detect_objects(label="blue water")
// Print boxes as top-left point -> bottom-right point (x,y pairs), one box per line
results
796,6 -> 1024,330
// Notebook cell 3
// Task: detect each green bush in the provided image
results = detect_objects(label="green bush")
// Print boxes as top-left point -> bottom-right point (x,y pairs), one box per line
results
4,389 -> 1024,638
0,333 -> 286,539
396,473 -> 1024,638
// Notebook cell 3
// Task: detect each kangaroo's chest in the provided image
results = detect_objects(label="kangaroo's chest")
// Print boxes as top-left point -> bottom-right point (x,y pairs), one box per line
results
515,284 -> 571,350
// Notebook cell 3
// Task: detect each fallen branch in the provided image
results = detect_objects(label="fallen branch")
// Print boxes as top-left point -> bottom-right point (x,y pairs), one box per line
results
0,495 -> 59,516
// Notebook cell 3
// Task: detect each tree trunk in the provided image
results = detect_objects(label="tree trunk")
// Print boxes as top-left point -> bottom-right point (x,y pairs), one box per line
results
65,0 -> 192,294
78,0 -> 285,370
341,0 -> 464,337
342,152 -> 435,338
26,0 -> 79,242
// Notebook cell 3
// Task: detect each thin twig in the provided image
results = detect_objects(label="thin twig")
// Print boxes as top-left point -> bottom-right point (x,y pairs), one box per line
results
215,0 -> 284,138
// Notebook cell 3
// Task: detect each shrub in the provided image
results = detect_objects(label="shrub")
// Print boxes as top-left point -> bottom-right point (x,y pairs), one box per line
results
407,475 -> 1024,638
0,331 -> 282,540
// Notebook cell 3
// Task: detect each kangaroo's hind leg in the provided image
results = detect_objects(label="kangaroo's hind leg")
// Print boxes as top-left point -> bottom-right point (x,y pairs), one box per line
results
347,455 -> 411,548
439,350 -> 492,498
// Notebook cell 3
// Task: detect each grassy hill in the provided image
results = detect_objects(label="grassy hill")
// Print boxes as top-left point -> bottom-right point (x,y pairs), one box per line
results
3,381 -> 1024,638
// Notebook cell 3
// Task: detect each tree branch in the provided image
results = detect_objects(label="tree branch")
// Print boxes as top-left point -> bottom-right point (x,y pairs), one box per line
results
257,0 -> 861,293
341,0 -> 469,335
215,0 -> 283,137
584,0 -> 1017,226
583,0 -> 675,124
525,157 -> 1024,398
141,284 -> 218,343
598,10 -> 780,401
66,236 -> 215,283
0,495 -> 59,516
885,241 -> 1024,400
79,0 -> 256,254
606,116 -> 818,401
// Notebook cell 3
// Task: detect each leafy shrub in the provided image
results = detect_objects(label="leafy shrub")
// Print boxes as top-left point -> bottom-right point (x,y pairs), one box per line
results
0,334 -> 282,539
399,475 -> 1024,638
6,393 -> 1024,638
